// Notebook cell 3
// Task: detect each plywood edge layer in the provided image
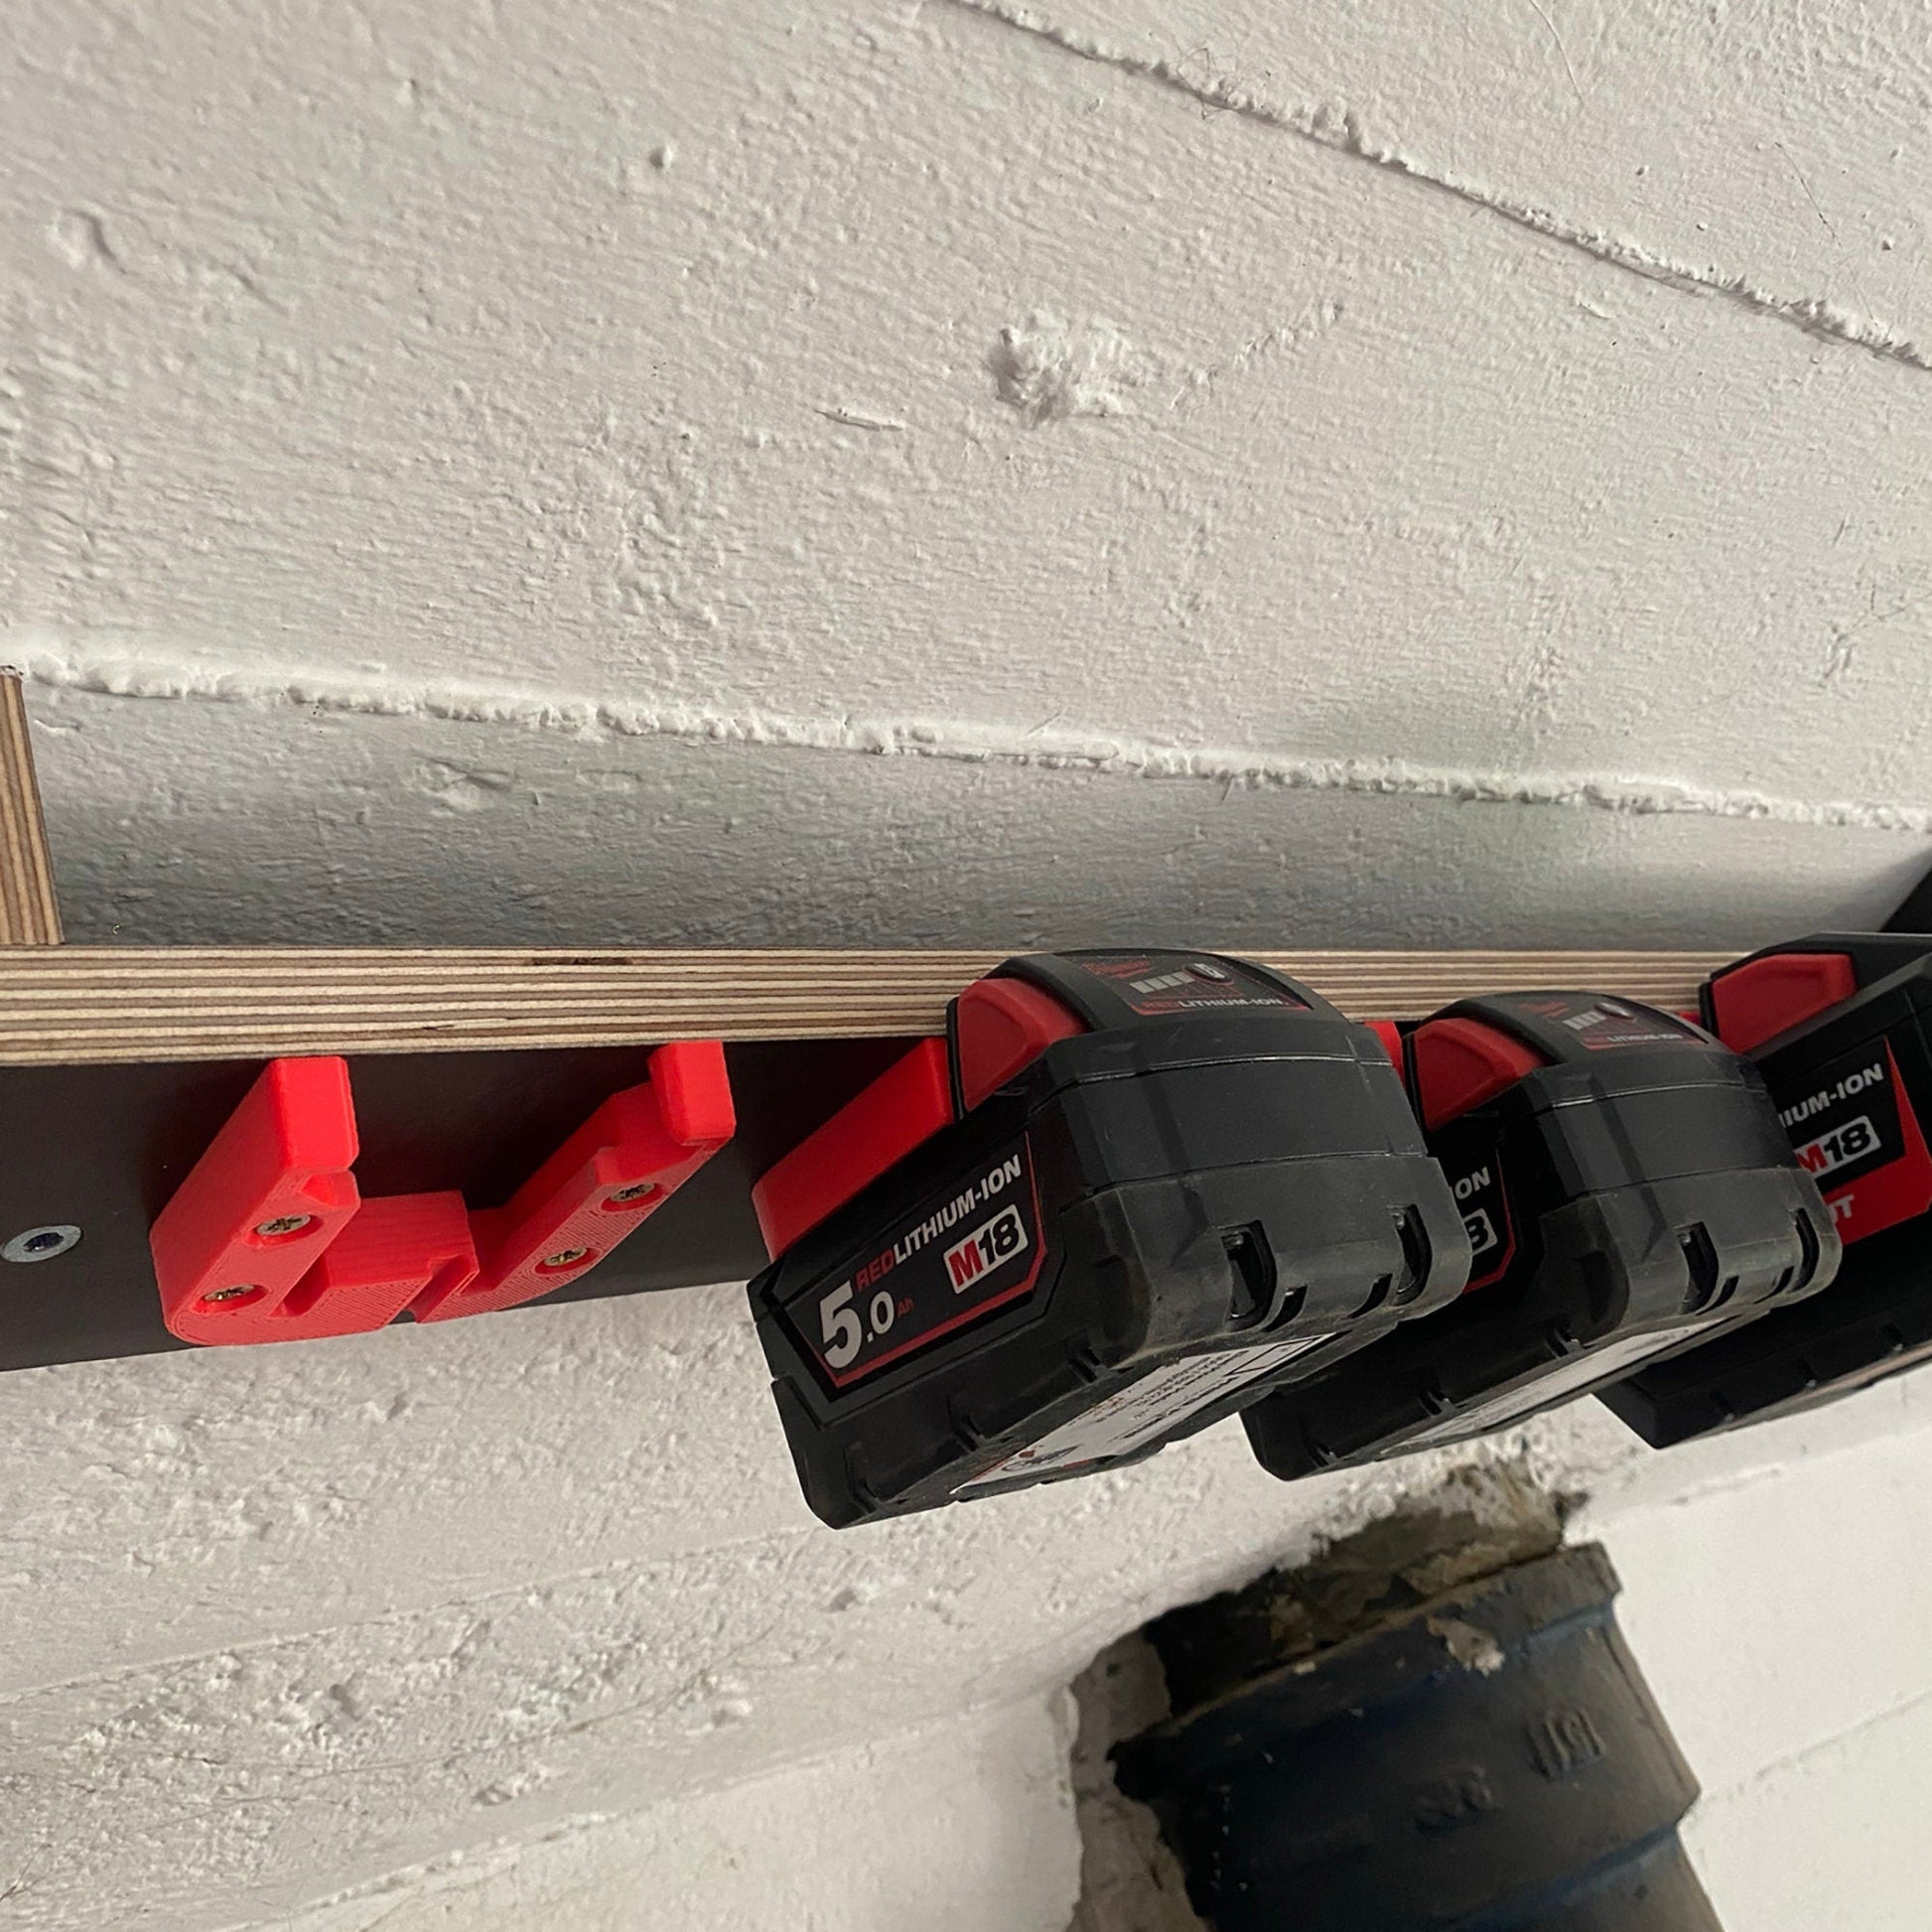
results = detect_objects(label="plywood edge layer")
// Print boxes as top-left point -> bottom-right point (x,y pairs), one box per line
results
0,948 -> 1730,1065
0,674 -> 62,947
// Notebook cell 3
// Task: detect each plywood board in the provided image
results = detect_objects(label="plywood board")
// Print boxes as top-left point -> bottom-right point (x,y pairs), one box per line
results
0,672 -> 62,946
0,947 -> 1725,1065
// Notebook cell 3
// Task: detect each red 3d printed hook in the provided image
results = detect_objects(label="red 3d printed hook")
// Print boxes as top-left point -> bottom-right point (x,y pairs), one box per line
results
149,1057 -> 379,1345
412,1038 -> 735,1321
150,1041 -> 735,1345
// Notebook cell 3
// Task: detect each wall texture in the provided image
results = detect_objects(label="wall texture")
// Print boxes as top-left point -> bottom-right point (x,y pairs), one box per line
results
6,0 -> 1932,948
5,0 -> 1932,1926
8,1298 -> 1932,1932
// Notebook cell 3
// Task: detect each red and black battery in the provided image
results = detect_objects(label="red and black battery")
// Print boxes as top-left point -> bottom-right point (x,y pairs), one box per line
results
1241,990 -> 1841,1478
746,949 -> 1474,1527
1601,934 -> 1932,1445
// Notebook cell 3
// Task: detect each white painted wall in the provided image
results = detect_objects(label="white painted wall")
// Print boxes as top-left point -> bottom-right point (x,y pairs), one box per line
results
8,1300 -> 1932,1932
6,0 -> 1932,1925
7,0 -> 1932,949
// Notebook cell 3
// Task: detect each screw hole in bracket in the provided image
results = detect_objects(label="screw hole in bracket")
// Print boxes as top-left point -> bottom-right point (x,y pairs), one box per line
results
3,1224 -> 82,1265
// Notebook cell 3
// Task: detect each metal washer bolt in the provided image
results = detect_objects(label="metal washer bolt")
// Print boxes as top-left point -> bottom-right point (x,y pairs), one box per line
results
607,1182 -> 659,1205
255,1214 -> 316,1238
542,1246 -> 591,1270
2,1224 -> 83,1265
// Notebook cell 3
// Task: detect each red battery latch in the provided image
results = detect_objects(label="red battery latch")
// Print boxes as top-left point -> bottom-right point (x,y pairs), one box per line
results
1408,1016 -> 1548,1132
1704,951 -> 1858,1054
151,1042 -> 734,1344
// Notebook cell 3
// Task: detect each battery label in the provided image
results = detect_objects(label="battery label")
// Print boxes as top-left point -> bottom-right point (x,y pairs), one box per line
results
953,1333 -> 1334,1492
787,1140 -> 1044,1389
1398,1320 -> 1715,1451
1796,1113 -> 1880,1179
942,1204 -> 1028,1293
1071,952 -> 1310,1018
1775,1040 -> 1932,1242
1493,993 -> 1704,1052
1433,1119 -> 1515,1293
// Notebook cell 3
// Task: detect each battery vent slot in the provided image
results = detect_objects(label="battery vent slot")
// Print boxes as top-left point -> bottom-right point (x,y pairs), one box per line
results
1221,1225 -> 1277,1328
1676,1225 -> 1733,1315
1392,1204 -> 1434,1305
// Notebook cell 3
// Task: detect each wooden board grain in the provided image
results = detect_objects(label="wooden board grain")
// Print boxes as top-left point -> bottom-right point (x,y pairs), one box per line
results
0,947 -> 1730,1065
0,671 -> 62,946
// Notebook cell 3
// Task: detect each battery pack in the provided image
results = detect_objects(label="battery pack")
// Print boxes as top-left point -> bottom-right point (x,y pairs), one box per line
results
747,949 -> 1473,1527
1242,990 -> 1840,1478
1601,933 -> 1932,1446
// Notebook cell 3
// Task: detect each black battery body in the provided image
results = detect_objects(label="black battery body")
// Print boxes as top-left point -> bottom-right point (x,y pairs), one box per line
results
1601,933 -> 1932,1446
747,950 -> 1473,1528
1599,1212 -> 1932,1445
1242,991 -> 1841,1479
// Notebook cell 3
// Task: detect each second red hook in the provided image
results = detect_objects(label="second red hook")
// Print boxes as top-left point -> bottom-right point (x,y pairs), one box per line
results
150,1043 -> 736,1346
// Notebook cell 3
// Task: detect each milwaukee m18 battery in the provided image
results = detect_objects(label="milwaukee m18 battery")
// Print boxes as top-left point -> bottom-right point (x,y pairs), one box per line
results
1242,990 -> 1841,1478
748,950 -> 1473,1527
1601,933 -> 1932,1445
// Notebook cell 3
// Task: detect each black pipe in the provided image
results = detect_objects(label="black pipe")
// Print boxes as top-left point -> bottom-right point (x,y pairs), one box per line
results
1113,1544 -> 1722,1931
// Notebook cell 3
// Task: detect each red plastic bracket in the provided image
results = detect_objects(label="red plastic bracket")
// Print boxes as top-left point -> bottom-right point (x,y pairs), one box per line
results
304,1192 -> 480,1331
750,973 -> 1093,1262
150,1041 -> 734,1345
151,1058 -> 367,1345
1364,1019 -> 1408,1081
414,1039 -> 736,1321
752,1037 -> 955,1261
